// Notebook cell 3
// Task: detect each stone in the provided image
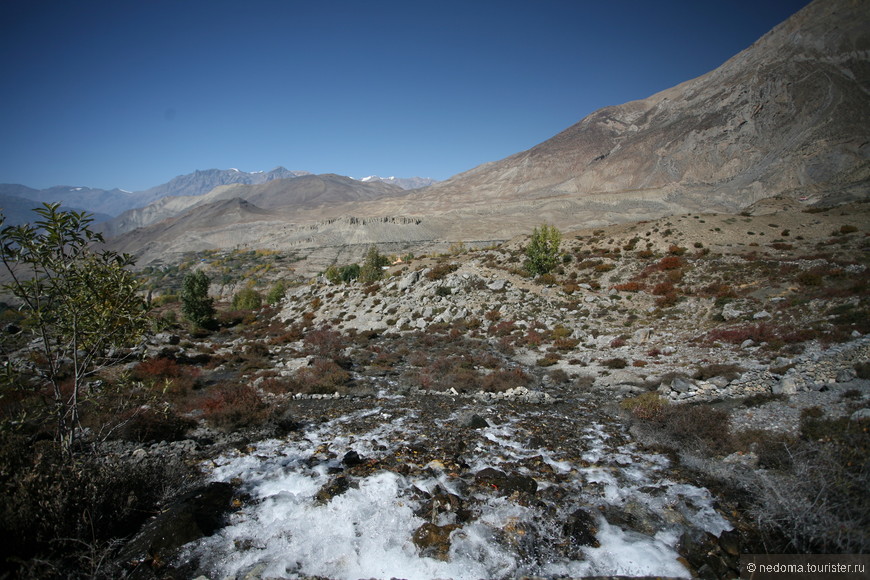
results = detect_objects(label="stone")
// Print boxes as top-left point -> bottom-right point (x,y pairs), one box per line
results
740,339 -> 755,349
116,482 -> 235,567
154,332 -> 181,345
753,310 -> 771,319
850,408 -> 870,422
773,375 -> 799,394
412,523 -> 459,561
563,508 -> 600,548
315,475 -> 352,504
474,467 -> 537,495
837,368 -> 858,382
671,376 -> 695,394
598,369 -> 644,388
342,450 -> 364,467
632,327 -> 653,344
487,279 -> 507,291
457,412 -> 489,429
708,376 -> 731,388
718,529 -> 741,557
722,303 -> 743,321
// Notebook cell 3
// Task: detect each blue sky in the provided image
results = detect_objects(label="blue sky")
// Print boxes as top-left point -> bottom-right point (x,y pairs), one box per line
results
1,0 -> 810,191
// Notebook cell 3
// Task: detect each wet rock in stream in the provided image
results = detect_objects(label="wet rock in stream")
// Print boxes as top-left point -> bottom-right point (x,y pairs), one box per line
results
474,467 -> 538,496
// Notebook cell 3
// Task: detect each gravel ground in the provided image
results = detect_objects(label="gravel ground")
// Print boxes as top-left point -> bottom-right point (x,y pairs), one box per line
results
728,379 -> 870,436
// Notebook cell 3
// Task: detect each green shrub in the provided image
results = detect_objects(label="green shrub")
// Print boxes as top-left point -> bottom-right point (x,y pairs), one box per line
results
266,280 -> 287,304
525,224 -> 562,276
340,263 -> 361,283
359,246 -> 389,284
232,287 -> 263,310
181,270 -> 215,327
324,265 -> 342,285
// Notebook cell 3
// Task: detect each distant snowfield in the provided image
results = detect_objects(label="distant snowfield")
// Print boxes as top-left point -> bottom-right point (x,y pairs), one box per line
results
181,405 -> 731,579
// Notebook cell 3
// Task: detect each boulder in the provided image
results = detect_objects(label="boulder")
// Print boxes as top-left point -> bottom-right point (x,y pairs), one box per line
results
563,508 -> 600,548
457,412 -> 489,429
412,523 -> 459,561
474,467 -> 537,495
670,376 -> 696,394
722,303 -> 743,321
116,482 -> 234,569
773,375 -> 799,394
632,327 -> 653,344
837,368 -> 858,382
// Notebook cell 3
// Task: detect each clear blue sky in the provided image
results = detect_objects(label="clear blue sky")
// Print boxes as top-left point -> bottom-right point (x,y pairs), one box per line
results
1,0 -> 811,191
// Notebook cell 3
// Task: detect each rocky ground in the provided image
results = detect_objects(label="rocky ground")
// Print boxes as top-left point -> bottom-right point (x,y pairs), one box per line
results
3,198 -> 869,579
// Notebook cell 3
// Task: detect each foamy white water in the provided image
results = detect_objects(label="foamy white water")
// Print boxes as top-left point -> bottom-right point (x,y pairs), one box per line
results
181,405 -> 731,579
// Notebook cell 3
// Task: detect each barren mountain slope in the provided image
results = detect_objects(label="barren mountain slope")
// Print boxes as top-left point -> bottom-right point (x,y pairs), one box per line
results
398,0 -> 869,213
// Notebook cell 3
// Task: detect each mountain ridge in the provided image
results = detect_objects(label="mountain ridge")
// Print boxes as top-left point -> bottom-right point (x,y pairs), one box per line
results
99,174 -> 411,237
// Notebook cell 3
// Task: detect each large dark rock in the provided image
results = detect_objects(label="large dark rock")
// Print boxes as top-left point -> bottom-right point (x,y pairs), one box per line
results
474,467 -> 537,495
563,508 -> 600,548
117,481 -> 235,576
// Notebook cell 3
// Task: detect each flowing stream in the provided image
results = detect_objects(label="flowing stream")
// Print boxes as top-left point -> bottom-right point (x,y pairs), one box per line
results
181,395 -> 733,579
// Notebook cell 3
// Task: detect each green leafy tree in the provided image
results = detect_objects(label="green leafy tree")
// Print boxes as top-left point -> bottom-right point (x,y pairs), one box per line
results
266,280 -> 287,304
525,224 -> 562,276
340,263 -> 361,283
0,203 -> 149,454
232,286 -> 262,310
324,265 -> 342,285
181,270 -> 215,327
359,246 -> 390,284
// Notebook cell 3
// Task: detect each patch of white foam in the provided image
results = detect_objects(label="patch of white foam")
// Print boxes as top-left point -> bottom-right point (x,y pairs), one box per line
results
183,407 -> 730,579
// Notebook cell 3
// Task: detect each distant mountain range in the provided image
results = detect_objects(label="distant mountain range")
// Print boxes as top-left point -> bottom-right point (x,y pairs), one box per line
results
0,167 -> 438,225
100,173 -> 410,237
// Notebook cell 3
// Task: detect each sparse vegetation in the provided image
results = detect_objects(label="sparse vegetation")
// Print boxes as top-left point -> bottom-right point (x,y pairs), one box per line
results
2,198 -> 869,575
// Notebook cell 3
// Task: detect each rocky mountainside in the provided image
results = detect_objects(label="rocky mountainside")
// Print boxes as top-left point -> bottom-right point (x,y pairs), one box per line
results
105,0 -> 870,266
411,0 -> 869,210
